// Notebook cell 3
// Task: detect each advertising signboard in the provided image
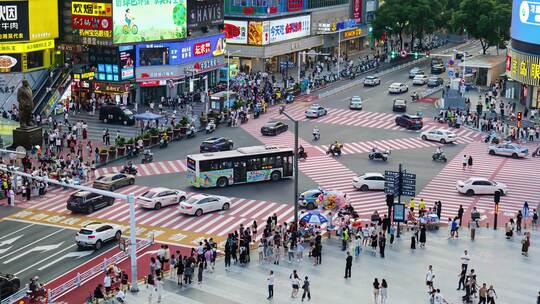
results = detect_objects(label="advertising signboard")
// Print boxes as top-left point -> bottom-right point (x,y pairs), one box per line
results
28,0 -> 59,41
135,33 -> 226,67
187,0 -> 223,29
507,48 -> 540,86
511,0 -> 540,45
268,15 -> 310,44
224,20 -> 248,44
248,21 -> 269,45
71,15 -> 112,31
0,1 -> 29,42
352,0 -> 362,20
119,45 -> 134,80
112,0 -> 187,44
392,203 -> 405,222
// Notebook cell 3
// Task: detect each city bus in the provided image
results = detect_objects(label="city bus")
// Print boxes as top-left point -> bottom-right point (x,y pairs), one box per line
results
186,145 -> 294,188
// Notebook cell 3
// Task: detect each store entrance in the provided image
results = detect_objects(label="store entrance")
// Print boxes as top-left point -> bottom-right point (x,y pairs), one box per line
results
140,86 -> 166,105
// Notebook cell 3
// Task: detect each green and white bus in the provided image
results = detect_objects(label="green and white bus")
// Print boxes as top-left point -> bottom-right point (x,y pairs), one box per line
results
186,145 -> 294,188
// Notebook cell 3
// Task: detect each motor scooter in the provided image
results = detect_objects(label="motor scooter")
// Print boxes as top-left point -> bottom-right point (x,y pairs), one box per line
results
368,150 -> 391,161
313,130 -> 320,141
432,152 -> 447,162
206,120 -> 216,134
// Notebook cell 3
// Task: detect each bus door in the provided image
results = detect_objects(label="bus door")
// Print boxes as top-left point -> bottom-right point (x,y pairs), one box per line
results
233,159 -> 247,183
283,154 -> 293,177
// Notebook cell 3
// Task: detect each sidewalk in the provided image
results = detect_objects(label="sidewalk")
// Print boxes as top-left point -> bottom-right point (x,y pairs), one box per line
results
121,228 -> 538,304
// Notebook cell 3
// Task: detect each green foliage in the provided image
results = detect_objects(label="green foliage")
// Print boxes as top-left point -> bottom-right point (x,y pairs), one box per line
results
452,0 -> 511,54
116,137 -> 126,147
149,128 -> 160,136
179,116 -> 189,127
126,138 -> 135,145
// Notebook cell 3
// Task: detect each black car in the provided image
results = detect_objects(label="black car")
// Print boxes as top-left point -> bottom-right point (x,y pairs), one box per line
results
427,76 -> 444,87
392,98 -> 407,112
431,64 -> 446,74
261,121 -> 288,136
99,104 -> 135,125
395,114 -> 423,130
0,273 -> 20,300
200,137 -> 234,152
67,190 -> 115,213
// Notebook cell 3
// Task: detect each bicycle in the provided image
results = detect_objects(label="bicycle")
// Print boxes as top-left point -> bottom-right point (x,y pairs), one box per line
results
122,21 -> 138,35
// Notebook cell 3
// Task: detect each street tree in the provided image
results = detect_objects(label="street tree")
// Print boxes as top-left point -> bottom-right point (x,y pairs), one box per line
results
452,0 -> 511,54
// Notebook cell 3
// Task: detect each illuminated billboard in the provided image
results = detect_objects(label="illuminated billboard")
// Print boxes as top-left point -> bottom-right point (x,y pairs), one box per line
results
112,0 -> 187,44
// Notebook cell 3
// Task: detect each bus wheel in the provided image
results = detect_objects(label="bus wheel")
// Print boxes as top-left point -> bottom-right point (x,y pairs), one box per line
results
217,177 -> 228,188
270,171 -> 281,181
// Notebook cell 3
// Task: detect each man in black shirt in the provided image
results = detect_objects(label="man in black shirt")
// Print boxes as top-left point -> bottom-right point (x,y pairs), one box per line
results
344,252 -> 352,278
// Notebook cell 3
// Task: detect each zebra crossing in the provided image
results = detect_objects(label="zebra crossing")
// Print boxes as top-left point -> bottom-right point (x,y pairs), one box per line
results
414,141 -> 540,223
299,156 -> 388,217
95,159 -> 187,177
16,184 -> 300,237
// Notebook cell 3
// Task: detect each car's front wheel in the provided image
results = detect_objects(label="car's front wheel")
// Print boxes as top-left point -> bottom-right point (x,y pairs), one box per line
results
360,185 -> 369,191
512,153 -> 518,159
466,189 -> 475,196
421,135 -> 427,140
115,231 -> 122,240
222,203 -> 230,210
440,138 -> 446,144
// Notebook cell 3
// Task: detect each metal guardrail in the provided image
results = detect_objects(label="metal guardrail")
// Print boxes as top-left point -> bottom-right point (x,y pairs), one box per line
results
1,237 -> 153,304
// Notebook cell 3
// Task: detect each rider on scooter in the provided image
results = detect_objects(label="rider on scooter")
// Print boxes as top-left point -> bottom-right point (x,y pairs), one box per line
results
313,126 -> 320,140
298,146 -> 307,159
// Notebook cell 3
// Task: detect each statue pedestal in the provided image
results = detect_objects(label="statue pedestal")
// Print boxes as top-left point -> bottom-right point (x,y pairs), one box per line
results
12,126 -> 43,150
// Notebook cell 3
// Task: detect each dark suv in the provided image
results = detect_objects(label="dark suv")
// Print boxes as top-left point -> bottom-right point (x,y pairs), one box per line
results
67,191 -> 115,214
99,104 -> 135,125
200,137 -> 234,152
0,273 -> 20,300
395,114 -> 423,130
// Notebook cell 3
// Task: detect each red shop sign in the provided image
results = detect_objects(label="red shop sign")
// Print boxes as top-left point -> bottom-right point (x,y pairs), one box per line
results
71,15 -> 112,30
242,7 -> 254,14
287,0 -> 303,12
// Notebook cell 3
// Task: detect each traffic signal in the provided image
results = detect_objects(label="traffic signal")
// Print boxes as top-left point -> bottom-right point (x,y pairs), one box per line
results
386,194 -> 395,207
414,52 -> 419,59
390,51 -> 396,59
425,51 -> 430,58
517,111 -> 522,128
494,191 -> 501,203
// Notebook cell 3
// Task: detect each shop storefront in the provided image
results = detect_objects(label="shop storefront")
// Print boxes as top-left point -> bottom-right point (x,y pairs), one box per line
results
506,48 -> 540,109
224,15 -> 320,72
507,0 -> 540,110
317,20 -> 369,58
134,33 -> 226,104
0,0 -> 60,110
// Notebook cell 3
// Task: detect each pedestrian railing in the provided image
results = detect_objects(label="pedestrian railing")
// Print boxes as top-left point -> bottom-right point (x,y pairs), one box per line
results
1,237 -> 153,304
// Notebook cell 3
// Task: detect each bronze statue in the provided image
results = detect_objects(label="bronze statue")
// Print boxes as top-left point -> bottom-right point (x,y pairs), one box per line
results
17,79 -> 34,128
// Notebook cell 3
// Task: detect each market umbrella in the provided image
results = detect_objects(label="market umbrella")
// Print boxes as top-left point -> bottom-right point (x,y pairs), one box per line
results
133,111 -> 164,121
301,211 -> 328,225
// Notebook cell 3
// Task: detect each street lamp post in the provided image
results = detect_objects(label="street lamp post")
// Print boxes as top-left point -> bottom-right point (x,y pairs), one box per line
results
280,110 -> 299,228
226,50 -> 241,109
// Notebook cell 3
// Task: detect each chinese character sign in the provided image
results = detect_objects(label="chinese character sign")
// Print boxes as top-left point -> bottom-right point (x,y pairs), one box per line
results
268,15 -> 310,43
0,1 -> 29,42
135,33 -> 225,67
508,48 -> 540,86
112,0 -> 187,44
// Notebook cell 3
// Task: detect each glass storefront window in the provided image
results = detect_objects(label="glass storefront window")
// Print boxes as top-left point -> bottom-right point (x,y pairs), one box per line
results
307,0 -> 347,9
139,48 -> 169,66
26,51 -> 44,70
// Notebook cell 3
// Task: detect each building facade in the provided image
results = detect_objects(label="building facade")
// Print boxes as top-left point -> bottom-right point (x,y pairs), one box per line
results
223,0 -> 372,73
506,0 -> 540,110
0,0 -> 60,111
58,0 -> 226,107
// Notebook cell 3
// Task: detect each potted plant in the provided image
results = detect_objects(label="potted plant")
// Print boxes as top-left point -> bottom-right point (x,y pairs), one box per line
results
99,148 -> 108,163
116,137 -> 126,156
108,145 -> 117,159
126,137 -> 135,150
166,127 -> 173,140
149,128 -> 160,145
142,133 -> 151,147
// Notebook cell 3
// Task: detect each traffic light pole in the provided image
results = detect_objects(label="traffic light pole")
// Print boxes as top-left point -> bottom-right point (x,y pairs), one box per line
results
397,163 -> 402,238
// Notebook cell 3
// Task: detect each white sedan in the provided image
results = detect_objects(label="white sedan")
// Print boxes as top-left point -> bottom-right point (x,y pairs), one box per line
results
412,75 -> 429,85
421,129 -> 457,144
305,105 -> 327,118
456,177 -> 508,196
388,82 -> 409,94
363,76 -> 381,86
178,194 -> 231,216
136,187 -> 187,210
352,173 -> 385,191
75,222 -> 123,249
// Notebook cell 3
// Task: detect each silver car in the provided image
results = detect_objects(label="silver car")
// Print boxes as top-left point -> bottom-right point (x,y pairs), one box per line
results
488,143 -> 528,158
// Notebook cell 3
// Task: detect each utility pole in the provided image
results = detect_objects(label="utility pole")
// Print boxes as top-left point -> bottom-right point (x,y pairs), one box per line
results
280,110 -> 299,228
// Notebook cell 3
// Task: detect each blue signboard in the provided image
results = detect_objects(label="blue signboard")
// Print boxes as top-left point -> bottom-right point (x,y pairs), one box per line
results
135,33 -> 226,67
511,0 -> 540,45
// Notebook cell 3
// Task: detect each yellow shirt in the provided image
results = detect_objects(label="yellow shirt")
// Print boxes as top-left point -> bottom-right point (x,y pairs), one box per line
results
409,199 -> 415,209
419,200 -> 425,210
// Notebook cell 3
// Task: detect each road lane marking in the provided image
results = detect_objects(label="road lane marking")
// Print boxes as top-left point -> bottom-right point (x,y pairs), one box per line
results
0,223 -> 34,241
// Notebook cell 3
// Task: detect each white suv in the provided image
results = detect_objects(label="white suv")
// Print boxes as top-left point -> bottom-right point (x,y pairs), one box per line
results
75,222 -> 123,249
